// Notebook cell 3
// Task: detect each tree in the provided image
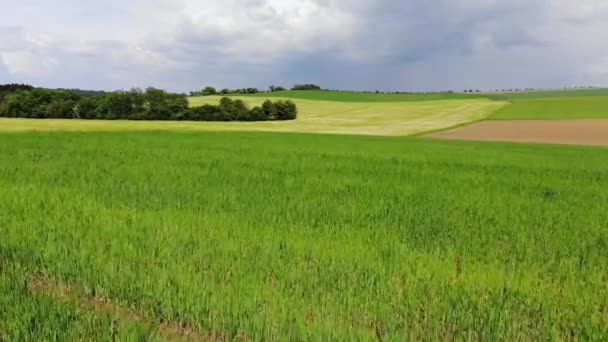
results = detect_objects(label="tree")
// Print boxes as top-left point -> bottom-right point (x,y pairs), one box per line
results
269,85 -> 286,92
274,100 -> 297,120
292,84 -> 321,91
46,99 -> 77,118
233,99 -> 250,120
202,86 -> 217,96
77,96 -> 107,119
262,100 -> 277,119
0,84 -> 34,103
106,91 -> 135,119
141,88 -> 188,120
0,84 -> 34,92
191,104 -> 222,121
0,85 -> 297,123
0,88 -> 81,118
249,107 -> 268,121
0,93 -> 26,117
144,88 -> 169,120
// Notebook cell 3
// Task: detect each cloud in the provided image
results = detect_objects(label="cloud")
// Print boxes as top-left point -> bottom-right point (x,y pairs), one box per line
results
1,51 -> 58,76
144,0 -> 358,65
0,0 -> 607,91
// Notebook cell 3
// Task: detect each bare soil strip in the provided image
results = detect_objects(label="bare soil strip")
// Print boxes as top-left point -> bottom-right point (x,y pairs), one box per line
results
426,119 -> 608,146
27,275 -> 220,342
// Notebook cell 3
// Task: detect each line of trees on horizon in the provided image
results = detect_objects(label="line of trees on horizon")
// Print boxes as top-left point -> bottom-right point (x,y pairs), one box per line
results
291,84 -> 321,91
191,84 -> 323,96
0,85 -> 297,122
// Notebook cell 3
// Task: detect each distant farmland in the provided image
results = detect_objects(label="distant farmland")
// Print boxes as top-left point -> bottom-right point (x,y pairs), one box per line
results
486,87 -> 608,100
488,96 -> 608,120
246,90 -> 485,102
427,90 -> 608,145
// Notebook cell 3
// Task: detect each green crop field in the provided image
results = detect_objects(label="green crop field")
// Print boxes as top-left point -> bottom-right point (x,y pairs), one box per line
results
247,90 -> 484,102
486,88 -> 608,100
189,96 -> 506,135
488,96 -> 608,120
1,130 -> 608,340
0,97 -> 506,136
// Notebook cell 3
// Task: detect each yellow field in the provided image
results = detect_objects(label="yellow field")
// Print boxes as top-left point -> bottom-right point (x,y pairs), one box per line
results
0,96 -> 506,136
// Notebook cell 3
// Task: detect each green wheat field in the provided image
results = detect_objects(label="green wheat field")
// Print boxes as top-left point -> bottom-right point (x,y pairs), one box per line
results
1,131 -> 607,340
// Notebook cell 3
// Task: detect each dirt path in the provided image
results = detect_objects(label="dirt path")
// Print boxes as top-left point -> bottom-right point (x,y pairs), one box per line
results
426,119 -> 608,146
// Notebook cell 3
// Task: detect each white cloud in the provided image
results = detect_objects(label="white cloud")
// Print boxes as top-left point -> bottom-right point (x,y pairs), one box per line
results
139,0 -> 358,63
588,58 -> 608,84
1,51 -> 58,76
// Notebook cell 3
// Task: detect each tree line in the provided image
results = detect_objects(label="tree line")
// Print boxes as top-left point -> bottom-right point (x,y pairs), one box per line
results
186,97 -> 296,121
291,84 -> 321,91
190,87 -> 264,96
191,84 -> 321,96
0,84 -> 34,103
0,85 -> 297,122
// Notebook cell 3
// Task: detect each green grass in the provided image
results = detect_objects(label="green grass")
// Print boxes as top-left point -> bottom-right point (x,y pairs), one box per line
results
488,96 -> 608,120
486,88 -> 608,100
246,90 -> 484,102
0,97 -> 506,136
0,263 -> 162,341
1,130 -> 607,340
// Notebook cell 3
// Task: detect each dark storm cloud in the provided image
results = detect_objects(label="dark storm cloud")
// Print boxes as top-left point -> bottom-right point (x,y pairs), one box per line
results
263,0 -> 605,91
346,1 -> 546,62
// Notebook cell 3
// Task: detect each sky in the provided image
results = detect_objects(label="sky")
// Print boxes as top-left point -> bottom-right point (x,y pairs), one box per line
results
1,0 -> 608,92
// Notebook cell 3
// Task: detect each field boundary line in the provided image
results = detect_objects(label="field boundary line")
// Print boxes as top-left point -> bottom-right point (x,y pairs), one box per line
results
412,102 -> 512,137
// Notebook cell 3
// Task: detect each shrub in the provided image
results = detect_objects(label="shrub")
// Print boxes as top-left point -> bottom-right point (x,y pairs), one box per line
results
144,88 -> 187,120
274,100 -> 297,120
77,96 -> 106,119
106,91 -> 135,119
269,85 -> 286,92
262,100 -> 277,119
202,87 -> 217,96
249,107 -> 268,121
46,100 -> 77,118
292,84 -> 321,91
233,100 -> 250,121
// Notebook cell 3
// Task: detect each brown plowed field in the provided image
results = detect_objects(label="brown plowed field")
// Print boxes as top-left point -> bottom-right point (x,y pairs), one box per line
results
427,119 -> 608,146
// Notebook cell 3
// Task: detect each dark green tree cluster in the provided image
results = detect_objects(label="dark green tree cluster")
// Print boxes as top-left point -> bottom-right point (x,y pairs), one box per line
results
0,84 -> 34,92
0,87 -> 188,120
0,84 -> 34,103
268,85 -> 286,92
0,85 -> 297,122
0,88 -> 81,118
182,98 -> 296,121
291,84 -> 321,91
190,86 -> 261,96
57,88 -> 107,98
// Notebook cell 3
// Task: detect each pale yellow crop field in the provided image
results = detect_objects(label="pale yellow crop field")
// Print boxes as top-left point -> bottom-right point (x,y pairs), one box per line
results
0,96 -> 506,136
